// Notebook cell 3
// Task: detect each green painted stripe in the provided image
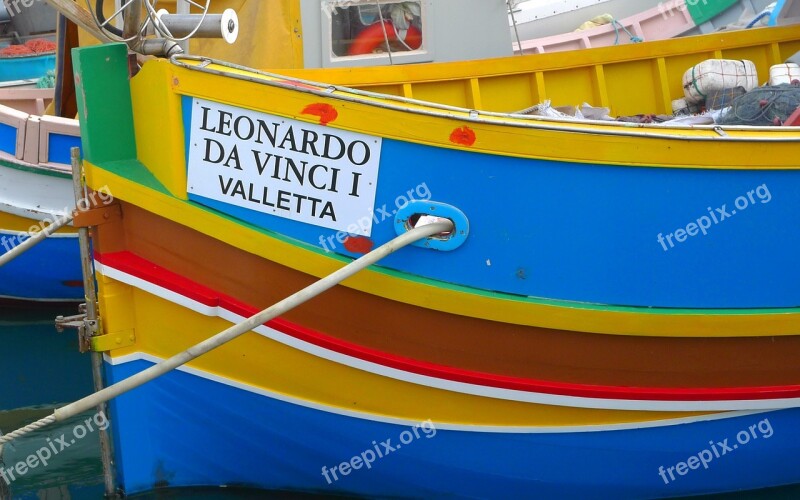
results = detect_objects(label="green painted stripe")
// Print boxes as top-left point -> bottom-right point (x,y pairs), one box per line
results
0,157 -> 71,179
369,261 -> 800,316
687,0 -> 739,25
198,196 -> 800,318
96,160 -> 171,195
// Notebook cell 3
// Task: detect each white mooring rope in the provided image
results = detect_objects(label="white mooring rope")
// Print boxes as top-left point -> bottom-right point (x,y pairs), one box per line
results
0,219 -> 454,446
0,416 -> 57,445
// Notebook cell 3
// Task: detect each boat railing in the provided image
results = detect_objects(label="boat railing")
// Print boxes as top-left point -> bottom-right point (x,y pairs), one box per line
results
0,103 -> 79,169
282,24 -> 800,120
0,84 -> 54,115
171,54 -> 799,139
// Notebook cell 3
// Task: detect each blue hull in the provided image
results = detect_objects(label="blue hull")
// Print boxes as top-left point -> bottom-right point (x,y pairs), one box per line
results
0,235 -> 83,301
0,54 -> 55,81
187,135 -> 800,310
107,359 -> 800,498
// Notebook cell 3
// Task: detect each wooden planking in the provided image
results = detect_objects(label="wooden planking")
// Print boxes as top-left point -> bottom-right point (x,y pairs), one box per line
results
540,66 -> 597,110
410,79 -> 471,108
295,34 -> 800,116
778,39 -> 800,62
602,59 -> 663,116
477,73 -> 537,112
655,58 -> 674,114
770,42 -> 785,67
592,65 -> 610,109
467,78 -> 482,110
357,84 -> 404,97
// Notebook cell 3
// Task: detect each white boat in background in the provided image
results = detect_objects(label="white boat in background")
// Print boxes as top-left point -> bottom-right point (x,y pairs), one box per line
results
0,81 -> 53,115
0,101 -> 82,303
510,0 -> 788,54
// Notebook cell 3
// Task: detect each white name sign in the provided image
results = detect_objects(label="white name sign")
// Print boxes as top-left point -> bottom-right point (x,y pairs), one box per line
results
187,98 -> 382,235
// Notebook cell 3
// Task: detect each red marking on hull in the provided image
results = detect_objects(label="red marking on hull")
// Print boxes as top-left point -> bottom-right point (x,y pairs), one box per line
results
302,103 -> 338,125
450,126 -> 476,146
343,236 -> 374,254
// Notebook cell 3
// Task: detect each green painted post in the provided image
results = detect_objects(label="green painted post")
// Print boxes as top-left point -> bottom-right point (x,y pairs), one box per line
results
72,43 -> 137,164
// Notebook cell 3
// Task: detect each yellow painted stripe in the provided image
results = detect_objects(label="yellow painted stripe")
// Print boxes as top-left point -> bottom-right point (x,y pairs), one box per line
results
0,210 -> 77,234
163,59 -> 800,170
104,275 -> 711,427
86,165 -> 800,338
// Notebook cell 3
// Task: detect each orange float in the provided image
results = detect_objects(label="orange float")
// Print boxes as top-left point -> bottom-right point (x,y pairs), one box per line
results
347,21 -> 422,56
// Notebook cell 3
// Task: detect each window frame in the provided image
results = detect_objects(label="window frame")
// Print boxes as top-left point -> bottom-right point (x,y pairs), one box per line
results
320,0 -> 434,68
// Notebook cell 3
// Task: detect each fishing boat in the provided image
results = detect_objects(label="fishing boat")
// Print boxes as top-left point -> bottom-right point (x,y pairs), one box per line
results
0,51 -> 55,82
511,0 -> 787,54
0,0 -> 508,304
0,84 -> 54,116
11,0 -> 800,497
0,0 -> 83,303
0,103 -> 83,302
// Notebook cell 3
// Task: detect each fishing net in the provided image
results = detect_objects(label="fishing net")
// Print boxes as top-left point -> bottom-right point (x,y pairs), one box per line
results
706,86 -> 746,111
25,38 -> 56,53
0,39 -> 56,58
0,45 -> 34,57
36,70 -> 56,89
718,84 -> 800,126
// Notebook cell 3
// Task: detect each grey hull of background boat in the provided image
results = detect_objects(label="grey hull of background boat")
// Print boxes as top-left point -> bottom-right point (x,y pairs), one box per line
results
1,0 -> 56,38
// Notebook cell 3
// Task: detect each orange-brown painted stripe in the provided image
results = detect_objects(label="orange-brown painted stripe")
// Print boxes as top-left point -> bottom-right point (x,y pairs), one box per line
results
93,202 -> 800,390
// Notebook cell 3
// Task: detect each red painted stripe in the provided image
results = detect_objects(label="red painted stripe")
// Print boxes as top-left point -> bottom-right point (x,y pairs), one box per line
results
95,250 -> 800,403
99,252 -> 220,307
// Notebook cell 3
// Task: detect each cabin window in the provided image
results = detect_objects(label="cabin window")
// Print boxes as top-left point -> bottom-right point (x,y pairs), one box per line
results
322,0 -> 432,67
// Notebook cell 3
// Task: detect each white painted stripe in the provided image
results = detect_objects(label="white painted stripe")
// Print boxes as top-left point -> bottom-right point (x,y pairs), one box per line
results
96,261 -> 800,412
0,227 -> 77,239
103,350 -> 775,434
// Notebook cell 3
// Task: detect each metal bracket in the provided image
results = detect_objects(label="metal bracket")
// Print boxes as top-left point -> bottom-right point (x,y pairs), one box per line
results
56,303 -> 93,353
55,303 -> 133,353
91,329 -> 136,352
72,201 -> 122,228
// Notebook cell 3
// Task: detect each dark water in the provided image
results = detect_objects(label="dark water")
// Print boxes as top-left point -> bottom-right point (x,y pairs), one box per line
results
2,306 -> 800,500
0,304 -> 104,499
0,306 -> 341,500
